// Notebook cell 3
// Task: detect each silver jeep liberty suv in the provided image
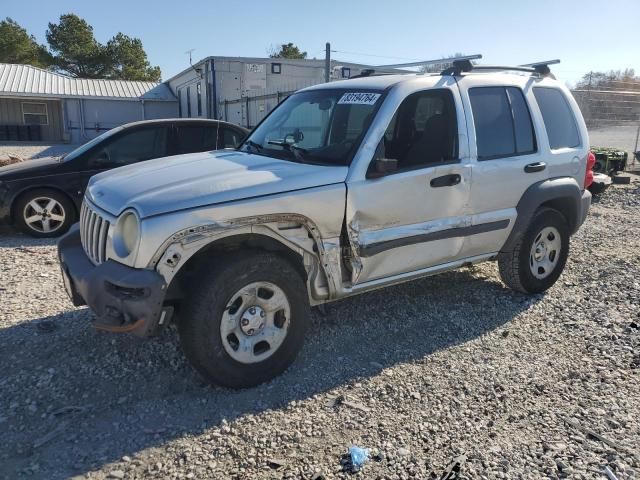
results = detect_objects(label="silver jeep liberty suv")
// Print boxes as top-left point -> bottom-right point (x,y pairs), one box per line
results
58,58 -> 592,388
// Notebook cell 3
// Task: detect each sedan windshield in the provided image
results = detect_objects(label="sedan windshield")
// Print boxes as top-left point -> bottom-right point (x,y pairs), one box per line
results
240,89 -> 384,166
61,127 -> 122,162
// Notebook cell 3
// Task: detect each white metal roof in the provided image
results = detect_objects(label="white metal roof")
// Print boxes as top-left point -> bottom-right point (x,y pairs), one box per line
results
166,55 -> 407,83
0,64 -> 176,101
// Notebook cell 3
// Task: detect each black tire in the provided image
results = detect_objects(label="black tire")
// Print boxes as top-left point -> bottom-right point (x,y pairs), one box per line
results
612,175 -> 631,185
498,208 -> 569,294
178,251 -> 310,389
13,188 -> 75,238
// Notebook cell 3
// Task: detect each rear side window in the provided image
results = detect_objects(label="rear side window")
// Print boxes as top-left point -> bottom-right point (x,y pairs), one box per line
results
533,87 -> 580,149
174,125 -> 218,154
469,87 -> 536,160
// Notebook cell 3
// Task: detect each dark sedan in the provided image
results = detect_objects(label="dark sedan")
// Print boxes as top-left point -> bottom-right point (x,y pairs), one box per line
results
0,118 -> 248,237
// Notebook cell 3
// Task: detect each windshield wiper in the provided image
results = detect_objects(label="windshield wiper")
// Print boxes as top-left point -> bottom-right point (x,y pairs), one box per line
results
244,140 -> 263,152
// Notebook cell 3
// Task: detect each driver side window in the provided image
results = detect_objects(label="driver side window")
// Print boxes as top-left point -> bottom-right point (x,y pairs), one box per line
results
88,126 -> 168,168
381,89 -> 458,170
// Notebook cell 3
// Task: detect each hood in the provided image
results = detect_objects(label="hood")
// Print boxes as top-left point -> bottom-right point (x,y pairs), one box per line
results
87,150 -> 348,218
0,156 -> 62,180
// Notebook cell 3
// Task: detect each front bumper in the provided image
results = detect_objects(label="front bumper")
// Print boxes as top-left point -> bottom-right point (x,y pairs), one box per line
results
57,224 -> 168,336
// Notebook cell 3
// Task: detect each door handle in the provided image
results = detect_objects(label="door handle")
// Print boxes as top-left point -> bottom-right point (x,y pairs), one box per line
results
430,174 -> 461,188
524,162 -> 546,173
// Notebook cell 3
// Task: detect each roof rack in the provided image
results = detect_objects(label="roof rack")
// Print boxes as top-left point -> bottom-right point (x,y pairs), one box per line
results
374,54 -> 483,70
347,54 -> 484,79
441,59 -> 560,76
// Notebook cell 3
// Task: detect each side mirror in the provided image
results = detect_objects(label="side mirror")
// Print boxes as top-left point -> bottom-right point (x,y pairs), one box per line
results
367,157 -> 398,178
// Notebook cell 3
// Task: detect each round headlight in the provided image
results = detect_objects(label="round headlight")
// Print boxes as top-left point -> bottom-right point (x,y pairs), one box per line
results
113,210 -> 140,258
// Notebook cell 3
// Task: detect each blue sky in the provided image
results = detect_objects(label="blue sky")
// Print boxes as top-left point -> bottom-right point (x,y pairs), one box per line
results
5,0 -> 639,85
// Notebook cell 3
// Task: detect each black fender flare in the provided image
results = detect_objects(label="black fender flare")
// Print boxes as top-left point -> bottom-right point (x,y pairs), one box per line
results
500,177 -> 582,253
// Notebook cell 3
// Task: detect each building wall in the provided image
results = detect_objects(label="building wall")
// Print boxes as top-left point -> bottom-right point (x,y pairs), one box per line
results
168,68 -> 208,120
168,57 -> 377,127
0,97 -> 64,142
64,98 -> 177,143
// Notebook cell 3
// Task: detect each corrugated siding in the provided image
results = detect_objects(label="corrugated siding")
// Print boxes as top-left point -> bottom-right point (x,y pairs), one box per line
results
0,64 -> 175,101
0,98 -> 63,141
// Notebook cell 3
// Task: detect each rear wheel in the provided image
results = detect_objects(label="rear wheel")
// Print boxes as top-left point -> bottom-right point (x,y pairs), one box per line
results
14,189 -> 75,238
498,208 -> 569,294
178,251 -> 309,388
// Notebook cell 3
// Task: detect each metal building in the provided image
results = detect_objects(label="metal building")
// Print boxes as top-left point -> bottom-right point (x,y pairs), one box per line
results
0,64 -> 177,143
167,56 -> 400,128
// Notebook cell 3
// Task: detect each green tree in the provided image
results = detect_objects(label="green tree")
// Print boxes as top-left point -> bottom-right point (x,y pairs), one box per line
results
45,14 -> 161,81
106,33 -> 161,81
269,43 -> 307,59
45,13 -> 109,77
0,17 -> 51,68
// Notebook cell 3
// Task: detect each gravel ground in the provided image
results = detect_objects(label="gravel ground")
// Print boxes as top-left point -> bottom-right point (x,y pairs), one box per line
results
1,180 -> 639,480
0,143 -> 78,160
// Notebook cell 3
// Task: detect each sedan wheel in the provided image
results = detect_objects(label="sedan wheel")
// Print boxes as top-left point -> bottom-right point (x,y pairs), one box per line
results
23,197 -> 66,234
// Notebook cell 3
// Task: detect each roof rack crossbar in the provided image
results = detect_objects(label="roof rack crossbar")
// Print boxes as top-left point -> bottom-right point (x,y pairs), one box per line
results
374,54 -> 482,70
519,59 -> 560,75
441,59 -> 560,76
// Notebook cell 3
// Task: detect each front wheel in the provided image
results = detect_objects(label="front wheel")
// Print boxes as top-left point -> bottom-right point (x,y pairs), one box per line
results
14,188 -> 75,238
498,208 -> 569,294
178,252 -> 310,388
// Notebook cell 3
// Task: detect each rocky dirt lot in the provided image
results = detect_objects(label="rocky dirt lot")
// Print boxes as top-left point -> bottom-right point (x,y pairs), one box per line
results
1,181 -> 639,480
0,143 -> 77,161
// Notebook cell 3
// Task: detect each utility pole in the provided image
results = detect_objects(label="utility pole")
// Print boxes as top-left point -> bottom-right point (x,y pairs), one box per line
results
324,42 -> 331,83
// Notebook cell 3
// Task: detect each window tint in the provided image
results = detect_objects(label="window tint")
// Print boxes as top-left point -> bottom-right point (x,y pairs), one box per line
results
174,125 -> 217,154
507,87 -> 535,154
220,127 -> 243,148
90,127 -> 168,166
381,89 -> 457,169
470,87 -> 514,159
533,87 -> 580,149
470,87 -> 536,159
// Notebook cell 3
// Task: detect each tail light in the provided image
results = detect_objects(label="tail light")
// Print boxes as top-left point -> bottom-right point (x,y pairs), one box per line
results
584,151 -> 596,189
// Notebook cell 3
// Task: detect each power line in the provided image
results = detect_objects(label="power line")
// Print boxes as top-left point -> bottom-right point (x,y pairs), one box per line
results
330,49 -> 424,62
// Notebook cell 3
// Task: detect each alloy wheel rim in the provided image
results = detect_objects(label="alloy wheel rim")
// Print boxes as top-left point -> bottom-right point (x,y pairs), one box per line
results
220,281 -> 291,364
23,197 -> 66,233
529,226 -> 561,280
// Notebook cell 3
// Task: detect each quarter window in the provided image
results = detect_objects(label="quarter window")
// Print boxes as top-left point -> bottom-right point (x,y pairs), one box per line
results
220,127 -> 244,148
533,87 -> 580,149
469,87 -> 536,160
22,103 -> 48,125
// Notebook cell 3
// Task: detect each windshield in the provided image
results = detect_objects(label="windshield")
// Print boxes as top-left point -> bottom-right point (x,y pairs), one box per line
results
61,127 -> 123,162
241,89 -> 384,166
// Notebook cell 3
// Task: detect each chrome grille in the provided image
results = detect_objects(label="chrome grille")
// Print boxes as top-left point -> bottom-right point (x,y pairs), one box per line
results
80,201 -> 110,264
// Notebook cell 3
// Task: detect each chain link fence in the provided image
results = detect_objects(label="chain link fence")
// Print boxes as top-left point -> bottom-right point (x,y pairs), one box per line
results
572,81 -> 640,172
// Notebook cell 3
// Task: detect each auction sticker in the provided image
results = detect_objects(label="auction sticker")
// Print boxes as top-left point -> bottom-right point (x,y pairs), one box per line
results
338,92 -> 381,105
